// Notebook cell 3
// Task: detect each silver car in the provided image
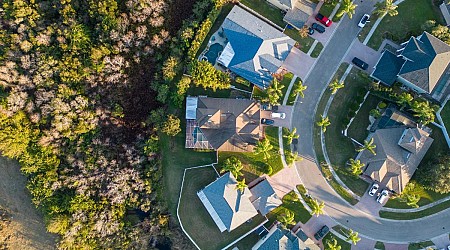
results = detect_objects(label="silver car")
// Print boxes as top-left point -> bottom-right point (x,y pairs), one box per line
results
377,189 -> 389,204
368,183 -> 379,196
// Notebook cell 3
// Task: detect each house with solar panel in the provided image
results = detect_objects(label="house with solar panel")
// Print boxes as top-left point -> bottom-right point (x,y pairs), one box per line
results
216,5 -> 295,89
371,31 -> 450,104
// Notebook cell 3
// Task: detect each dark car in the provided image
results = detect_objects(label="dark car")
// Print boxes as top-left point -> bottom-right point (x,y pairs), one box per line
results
308,27 -> 314,35
261,104 -> 279,111
312,23 -> 325,34
314,225 -> 330,240
352,57 -> 369,70
315,13 -> 332,27
261,118 -> 275,125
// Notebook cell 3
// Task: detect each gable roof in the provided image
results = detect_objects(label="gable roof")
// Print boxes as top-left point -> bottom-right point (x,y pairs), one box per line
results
252,224 -> 320,250
358,127 -> 433,193
371,50 -> 406,86
218,6 -> 295,89
198,172 -> 258,232
249,178 -> 282,215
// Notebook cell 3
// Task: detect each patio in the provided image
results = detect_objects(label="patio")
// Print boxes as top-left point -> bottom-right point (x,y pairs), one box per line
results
198,27 -> 228,70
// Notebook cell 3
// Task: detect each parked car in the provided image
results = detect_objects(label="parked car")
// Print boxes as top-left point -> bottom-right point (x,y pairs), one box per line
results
262,104 -> 278,111
308,27 -> 314,35
358,14 -> 370,28
377,189 -> 389,204
271,112 -> 286,119
315,13 -> 332,27
314,225 -> 329,240
352,57 -> 369,70
261,118 -> 275,125
368,183 -> 379,196
312,23 -> 325,33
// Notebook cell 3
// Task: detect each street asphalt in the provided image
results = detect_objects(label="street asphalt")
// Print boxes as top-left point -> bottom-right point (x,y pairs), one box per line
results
291,0 -> 450,244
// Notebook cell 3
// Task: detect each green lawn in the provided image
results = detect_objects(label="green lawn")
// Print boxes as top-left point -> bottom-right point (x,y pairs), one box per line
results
284,28 -> 315,53
384,181 -> 449,208
186,85 -> 231,98
230,232 -> 261,250
441,101 -> 450,132
252,72 -> 296,103
265,191 -> 312,227
325,68 -> 372,197
239,0 -> 285,27
322,232 -> 351,250
357,15 -> 376,43
319,3 -> 336,17
347,94 -> 380,143
367,0 -> 445,49
311,42 -> 324,58
379,199 -> 450,220
408,241 -> 434,250
178,167 -> 267,250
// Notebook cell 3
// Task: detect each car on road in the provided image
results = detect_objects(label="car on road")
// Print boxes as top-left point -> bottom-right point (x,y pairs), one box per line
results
312,23 -> 325,33
368,183 -> 379,196
358,14 -> 370,28
314,225 -> 329,240
352,57 -> 369,70
315,13 -> 332,27
261,118 -> 274,125
377,189 -> 389,204
271,112 -> 286,119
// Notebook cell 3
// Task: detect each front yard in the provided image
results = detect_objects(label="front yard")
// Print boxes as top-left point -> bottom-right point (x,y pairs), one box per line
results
367,0 -> 445,49
178,166 -> 267,250
284,28 -> 316,53
347,94 -> 380,143
321,232 -> 351,250
380,199 -> 450,220
265,191 -> 312,227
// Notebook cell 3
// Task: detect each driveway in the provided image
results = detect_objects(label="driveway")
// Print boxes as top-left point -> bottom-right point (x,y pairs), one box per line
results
261,105 -> 293,128
342,39 -> 381,74
282,47 -> 316,80
353,191 -> 383,217
266,167 -> 301,198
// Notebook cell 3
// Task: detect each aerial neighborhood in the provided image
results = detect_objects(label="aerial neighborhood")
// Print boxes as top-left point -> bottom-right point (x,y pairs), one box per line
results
0,0 -> 449,249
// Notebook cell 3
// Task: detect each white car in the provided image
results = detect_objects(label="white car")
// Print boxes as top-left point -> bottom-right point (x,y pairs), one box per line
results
271,112 -> 286,119
368,183 -> 379,196
376,189 -> 389,204
358,14 -> 370,28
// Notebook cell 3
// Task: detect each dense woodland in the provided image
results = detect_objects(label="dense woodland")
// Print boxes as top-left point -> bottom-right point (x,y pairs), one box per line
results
0,0 -> 227,248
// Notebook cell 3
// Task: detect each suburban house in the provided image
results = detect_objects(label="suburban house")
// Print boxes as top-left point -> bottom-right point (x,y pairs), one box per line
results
357,108 -> 434,194
371,31 -> 450,104
217,5 -> 295,89
252,223 -> 319,250
197,172 -> 259,232
249,178 -> 283,215
439,1 -> 450,25
283,0 -> 317,29
185,96 -> 261,152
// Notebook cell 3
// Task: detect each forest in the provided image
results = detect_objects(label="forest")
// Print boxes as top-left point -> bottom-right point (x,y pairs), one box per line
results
0,0 -> 227,248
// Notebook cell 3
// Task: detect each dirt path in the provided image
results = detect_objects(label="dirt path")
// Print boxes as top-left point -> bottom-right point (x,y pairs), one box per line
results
0,157 -> 57,250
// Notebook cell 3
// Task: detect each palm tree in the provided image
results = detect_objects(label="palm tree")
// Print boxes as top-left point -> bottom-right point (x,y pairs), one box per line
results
221,157 -> 243,177
309,198 -> 325,217
283,127 -> 299,144
317,115 -> 331,133
345,229 -> 361,245
285,150 -> 302,165
277,209 -> 296,227
374,0 -> 398,17
396,92 -> 413,110
326,237 -> 342,250
235,178 -> 247,193
299,25 -> 309,38
266,78 -> 285,105
292,80 -> 308,98
410,100 -> 437,125
336,0 -> 357,19
357,137 -> 376,155
348,158 -> 364,175
329,80 -> 345,94
254,138 -> 273,160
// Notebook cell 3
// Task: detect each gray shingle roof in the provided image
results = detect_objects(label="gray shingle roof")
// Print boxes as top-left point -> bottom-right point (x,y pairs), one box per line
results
249,179 -> 282,215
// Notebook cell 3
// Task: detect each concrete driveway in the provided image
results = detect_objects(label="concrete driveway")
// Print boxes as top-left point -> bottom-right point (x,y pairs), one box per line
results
342,39 -> 381,75
261,105 -> 293,128
353,191 -> 383,217
282,47 -> 316,80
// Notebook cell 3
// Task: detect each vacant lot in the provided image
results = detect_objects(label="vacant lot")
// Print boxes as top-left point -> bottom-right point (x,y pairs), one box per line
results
0,157 -> 57,249
178,167 -> 267,249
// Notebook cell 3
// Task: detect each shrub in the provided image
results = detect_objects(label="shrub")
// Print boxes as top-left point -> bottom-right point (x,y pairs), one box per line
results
378,102 -> 387,109
235,77 -> 250,87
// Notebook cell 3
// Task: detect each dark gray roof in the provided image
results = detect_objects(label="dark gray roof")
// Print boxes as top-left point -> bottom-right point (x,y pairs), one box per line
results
371,50 -> 405,86
255,227 -> 300,250
249,179 -> 282,215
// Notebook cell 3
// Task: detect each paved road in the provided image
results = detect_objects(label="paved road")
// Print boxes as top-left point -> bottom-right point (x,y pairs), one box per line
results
291,0 -> 450,244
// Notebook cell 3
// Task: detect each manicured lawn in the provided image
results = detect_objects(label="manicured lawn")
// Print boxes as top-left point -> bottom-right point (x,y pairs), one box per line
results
367,0 -> 445,49
252,72 -> 296,103
186,85 -> 231,98
379,199 -> 450,220
239,0 -> 286,27
284,28 -> 315,53
265,191 -> 312,227
375,241 -> 385,250
178,167 -> 267,250
384,181 -> 449,208
231,232 -> 261,249
160,129 -> 216,216
218,127 -> 284,182
319,3 -> 336,17
441,101 -> 450,132
311,42 -> 324,58
408,241 -> 434,250
347,94 -> 380,143
322,232 -> 351,250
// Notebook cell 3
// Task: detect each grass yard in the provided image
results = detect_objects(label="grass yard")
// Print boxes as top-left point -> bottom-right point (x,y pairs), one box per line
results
311,42 -> 324,58
357,14 -> 376,43
441,101 -> 450,132
319,3 -> 335,17
367,0 -> 445,49
178,167 -> 267,250
265,191 -> 312,227
239,0 -> 285,27
384,181 -> 449,208
218,127 -> 284,182
284,28 -> 315,53
347,94 -> 380,143
408,241 -> 434,250
186,85 -> 231,98
322,232 -> 351,250
230,232 -> 261,250
252,72 -> 296,102
379,199 -> 450,220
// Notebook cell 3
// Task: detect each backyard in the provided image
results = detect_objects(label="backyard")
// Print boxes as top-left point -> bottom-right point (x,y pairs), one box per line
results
178,166 -> 267,250
239,0 -> 285,27
265,191 -> 312,227
367,0 -> 445,49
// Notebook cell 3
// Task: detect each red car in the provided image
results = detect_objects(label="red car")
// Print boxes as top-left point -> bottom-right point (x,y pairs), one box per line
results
315,13 -> 332,27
